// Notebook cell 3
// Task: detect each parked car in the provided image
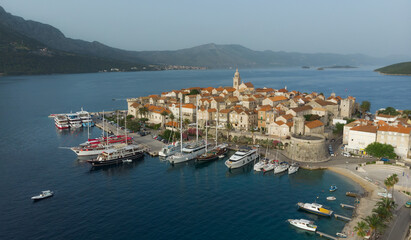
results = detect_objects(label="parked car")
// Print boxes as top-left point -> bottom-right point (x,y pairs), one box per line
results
157,136 -> 163,141
380,158 -> 390,162
343,152 -> 351,157
405,201 -> 411,208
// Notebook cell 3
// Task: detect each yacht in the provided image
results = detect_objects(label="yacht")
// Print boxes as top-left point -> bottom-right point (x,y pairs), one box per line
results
87,144 -> 144,167
31,190 -> 54,201
288,163 -> 299,174
262,159 -> 278,172
158,142 -> 186,157
167,141 -> 208,164
66,113 -> 82,128
297,202 -> 333,217
225,148 -> 258,169
77,108 -> 94,127
54,114 -> 69,129
274,161 -> 289,174
287,219 -> 317,232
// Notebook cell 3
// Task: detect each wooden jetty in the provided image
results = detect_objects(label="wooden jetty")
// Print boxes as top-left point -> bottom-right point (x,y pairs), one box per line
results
316,231 -> 338,240
334,214 -> 352,221
340,203 -> 355,209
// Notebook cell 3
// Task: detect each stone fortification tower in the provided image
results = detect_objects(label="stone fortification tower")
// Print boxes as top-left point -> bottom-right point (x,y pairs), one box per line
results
233,68 -> 241,90
293,116 -> 305,135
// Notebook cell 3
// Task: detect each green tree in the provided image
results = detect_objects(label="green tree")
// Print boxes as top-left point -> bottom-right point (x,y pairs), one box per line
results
354,221 -> 369,238
226,123 -> 233,140
139,106 -> 148,118
333,122 -> 345,134
378,107 -> 400,116
372,206 -> 393,221
189,89 -> 200,95
360,101 -> 371,118
364,214 -> 385,237
160,110 -> 169,128
402,110 -> 411,121
365,142 -> 396,159
376,196 -> 397,212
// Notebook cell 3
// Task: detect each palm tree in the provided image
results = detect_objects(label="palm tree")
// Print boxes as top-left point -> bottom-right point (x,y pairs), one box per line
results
139,106 -> 148,119
225,123 -> 232,141
360,101 -> 371,119
376,197 -> 397,212
390,174 -> 399,196
354,220 -> 369,238
364,214 -> 385,238
160,110 -> 169,128
169,113 -> 175,142
372,206 -> 393,221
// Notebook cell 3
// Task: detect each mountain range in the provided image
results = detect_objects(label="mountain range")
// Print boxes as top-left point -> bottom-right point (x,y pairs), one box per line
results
0,6 -> 409,75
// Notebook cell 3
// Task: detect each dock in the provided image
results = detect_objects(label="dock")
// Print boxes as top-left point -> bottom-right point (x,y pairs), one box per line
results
316,231 -> 338,240
340,203 -> 355,209
334,213 -> 352,221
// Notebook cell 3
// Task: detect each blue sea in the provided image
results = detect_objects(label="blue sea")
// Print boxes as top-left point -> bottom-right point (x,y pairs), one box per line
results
0,68 -> 409,240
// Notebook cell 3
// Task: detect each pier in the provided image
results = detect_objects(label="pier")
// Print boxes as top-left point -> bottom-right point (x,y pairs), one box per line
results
340,203 -> 355,209
334,214 -> 352,221
316,231 -> 338,240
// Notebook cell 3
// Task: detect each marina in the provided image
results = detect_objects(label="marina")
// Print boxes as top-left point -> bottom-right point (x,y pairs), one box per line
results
2,68 -> 404,240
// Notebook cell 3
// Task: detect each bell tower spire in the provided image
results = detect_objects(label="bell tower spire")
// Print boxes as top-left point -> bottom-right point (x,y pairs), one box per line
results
233,68 -> 241,90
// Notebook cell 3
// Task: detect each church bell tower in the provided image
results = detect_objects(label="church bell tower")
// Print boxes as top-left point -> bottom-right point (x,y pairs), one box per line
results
233,68 -> 241,90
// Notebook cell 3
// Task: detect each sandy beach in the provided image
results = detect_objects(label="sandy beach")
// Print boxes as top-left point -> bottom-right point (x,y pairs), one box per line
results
328,166 -> 380,239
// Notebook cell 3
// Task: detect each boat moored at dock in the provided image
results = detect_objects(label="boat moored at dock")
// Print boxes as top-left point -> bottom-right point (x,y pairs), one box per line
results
288,163 -> 299,174
225,147 -> 258,169
77,108 -> 94,127
297,202 -> 333,217
54,114 -> 69,129
197,143 -> 228,162
167,141 -> 208,164
287,218 -> 317,232
86,144 -> 144,167
274,161 -> 289,174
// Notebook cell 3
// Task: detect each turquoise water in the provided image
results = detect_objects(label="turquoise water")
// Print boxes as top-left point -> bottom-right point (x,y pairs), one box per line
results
0,68 -> 409,239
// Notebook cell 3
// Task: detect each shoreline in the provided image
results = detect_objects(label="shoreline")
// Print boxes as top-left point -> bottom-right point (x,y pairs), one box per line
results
327,166 -> 379,239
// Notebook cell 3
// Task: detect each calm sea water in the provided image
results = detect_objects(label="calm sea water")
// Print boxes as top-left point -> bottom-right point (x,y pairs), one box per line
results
0,68 -> 409,240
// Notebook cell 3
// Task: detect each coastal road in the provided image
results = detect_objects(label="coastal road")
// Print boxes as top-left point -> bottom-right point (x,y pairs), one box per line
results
384,205 -> 411,240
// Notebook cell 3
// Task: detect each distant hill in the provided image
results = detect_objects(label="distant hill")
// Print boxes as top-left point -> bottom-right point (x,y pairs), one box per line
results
1,5 -> 410,72
375,62 -> 411,75
0,23 -> 156,75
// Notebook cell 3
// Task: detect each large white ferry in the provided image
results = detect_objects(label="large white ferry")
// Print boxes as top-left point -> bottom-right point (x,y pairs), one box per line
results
66,113 -> 82,128
54,114 -> 69,129
225,148 -> 259,169
77,108 -> 94,127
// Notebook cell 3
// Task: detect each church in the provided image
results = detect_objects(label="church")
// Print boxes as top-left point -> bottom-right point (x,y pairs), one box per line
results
232,68 -> 255,92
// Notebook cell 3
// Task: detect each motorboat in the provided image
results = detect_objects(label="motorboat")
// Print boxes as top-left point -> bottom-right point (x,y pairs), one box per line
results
31,190 -> 54,200
225,147 -> 259,169
158,142 -> 186,157
66,113 -> 82,128
122,159 -> 132,163
297,202 -> 333,217
287,219 -> 317,232
288,163 -> 299,174
274,161 -> 289,174
336,232 -> 347,238
167,141 -> 208,164
329,185 -> 338,192
87,144 -> 144,167
197,144 -> 228,162
326,196 -> 336,201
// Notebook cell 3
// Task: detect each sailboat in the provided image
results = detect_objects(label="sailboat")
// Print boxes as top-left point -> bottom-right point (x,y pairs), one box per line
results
168,96 -> 208,164
197,108 -> 228,162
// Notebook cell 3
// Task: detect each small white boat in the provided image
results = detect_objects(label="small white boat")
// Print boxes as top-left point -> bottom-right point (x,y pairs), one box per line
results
274,161 -> 289,174
336,232 -> 347,238
262,160 -> 278,172
326,196 -> 336,201
218,155 -> 225,159
287,218 -> 317,232
31,190 -> 54,200
122,159 -> 133,163
288,163 -> 299,174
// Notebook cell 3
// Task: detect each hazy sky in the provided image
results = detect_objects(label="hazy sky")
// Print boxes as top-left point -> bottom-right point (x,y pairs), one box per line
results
2,0 -> 411,57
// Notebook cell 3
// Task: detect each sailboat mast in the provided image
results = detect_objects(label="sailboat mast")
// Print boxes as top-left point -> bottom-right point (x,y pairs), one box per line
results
205,106 -> 208,152
196,95 -> 199,143
116,114 -> 119,136
180,97 -> 183,153
102,110 -> 105,139
125,112 -> 128,145
216,108 -> 218,147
